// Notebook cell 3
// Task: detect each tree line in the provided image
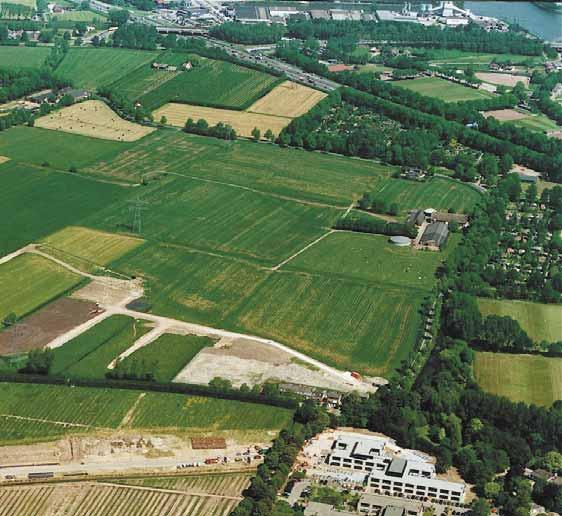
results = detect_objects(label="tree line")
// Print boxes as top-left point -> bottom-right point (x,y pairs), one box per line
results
210,22 -> 286,44
184,118 -> 237,140
334,213 -> 417,238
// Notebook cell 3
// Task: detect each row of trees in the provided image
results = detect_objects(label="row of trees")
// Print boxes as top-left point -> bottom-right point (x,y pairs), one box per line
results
286,19 -> 553,56
183,118 -> 237,140
210,22 -> 286,44
112,23 -> 157,50
532,69 -> 562,125
334,213 -> 417,238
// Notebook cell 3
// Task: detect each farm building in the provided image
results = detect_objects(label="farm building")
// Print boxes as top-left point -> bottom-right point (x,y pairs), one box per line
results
419,222 -> 449,250
431,212 -> 469,226
407,209 -> 425,226
58,88 -> 90,102
27,89 -> 54,104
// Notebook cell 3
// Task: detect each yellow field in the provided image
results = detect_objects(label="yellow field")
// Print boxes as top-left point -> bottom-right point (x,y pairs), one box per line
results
35,100 -> 155,142
41,226 -> 144,267
247,81 -> 327,118
154,103 -> 291,138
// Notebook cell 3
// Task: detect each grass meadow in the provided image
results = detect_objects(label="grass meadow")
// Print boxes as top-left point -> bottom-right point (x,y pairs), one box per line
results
508,114 -> 560,133
0,382 -> 290,445
370,176 -> 481,214
95,175 -> 339,265
85,130 -> 392,205
55,48 -> 160,89
0,46 -> 50,70
0,254 -> 81,322
51,9 -> 107,22
395,76 -> 494,102
477,297 -> 562,343
0,126 -> 130,170
474,352 -> 562,407
117,333 -> 214,382
53,315 -> 151,378
0,161 -> 129,256
137,58 -> 281,111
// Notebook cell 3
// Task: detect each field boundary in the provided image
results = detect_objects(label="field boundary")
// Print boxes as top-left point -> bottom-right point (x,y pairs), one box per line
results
272,230 -> 334,271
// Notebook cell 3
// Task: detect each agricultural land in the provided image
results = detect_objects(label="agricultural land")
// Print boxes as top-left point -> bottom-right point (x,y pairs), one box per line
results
394,76 -> 494,102
35,100 -> 155,142
474,352 -> 562,407
477,297 -> 562,343
0,46 -> 50,70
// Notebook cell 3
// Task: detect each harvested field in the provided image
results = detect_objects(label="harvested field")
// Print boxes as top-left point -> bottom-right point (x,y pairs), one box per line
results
35,100 -> 155,142
0,253 -> 82,324
41,226 -> 144,269
154,103 -> 291,138
483,109 -> 529,121
0,297 -> 100,356
191,437 -> 226,449
0,156 -> 10,165
475,72 -> 530,88
247,81 -> 327,118
0,481 -> 243,516
474,352 -> 562,407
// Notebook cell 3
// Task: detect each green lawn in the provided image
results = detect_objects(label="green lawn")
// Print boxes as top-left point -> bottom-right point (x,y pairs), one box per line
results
395,76 -> 494,102
55,315 -> 151,379
55,47 -> 160,89
0,254 -> 81,322
51,9 -> 107,22
136,56 -> 281,111
0,46 -> 50,70
85,130 -> 393,206
0,382 -> 291,445
94,175 -> 339,265
370,176 -> 481,214
474,352 -> 562,407
0,126 -> 131,170
425,49 -> 544,66
0,161 -> 129,256
286,232 -> 441,291
477,297 -> 562,343
116,333 -> 214,382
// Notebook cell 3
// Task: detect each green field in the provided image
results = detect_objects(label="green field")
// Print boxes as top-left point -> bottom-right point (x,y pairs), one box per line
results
53,315 -> 151,378
128,391 -> 293,436
0,382 -> 292,445
136,57 -> 281,110
116,333 -> 214,382
112,242 -> 426,375
0,253 -> 82,322
425,49 -> 544,66
370,176 -> 481,214
474,352 -> 562,407
0,46 -> 50,70
85,130 -> 392,205
395,76 -> 494,102
41,226 -> 144,269
477,298 -> 562,343
55,48 -> 160,89
0,127 -> 130,170
508,113 -> 560,133
94,175 -> 339,265
51,9 -> 107,21
0,161 -> 128,256
287,232 -> 442,291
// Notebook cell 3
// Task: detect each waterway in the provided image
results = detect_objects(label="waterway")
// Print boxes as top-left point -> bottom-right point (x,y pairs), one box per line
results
465,1 -> 562,41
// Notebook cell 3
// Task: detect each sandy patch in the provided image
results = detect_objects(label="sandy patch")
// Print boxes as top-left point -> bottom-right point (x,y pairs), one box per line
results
35,100 -> 155,142
0,156 -> 10,165
483,109 -> 528,121
247,81 -> 327,118
476,72 -> 529,88
154,103 -> 291,138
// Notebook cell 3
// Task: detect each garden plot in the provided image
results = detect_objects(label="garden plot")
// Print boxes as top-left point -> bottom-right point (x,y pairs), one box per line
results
483,109 -> 529,121
174,336 -> 358,391
247,81 -> 327,118
35,100 -> 155,142
154,103 -> 291,138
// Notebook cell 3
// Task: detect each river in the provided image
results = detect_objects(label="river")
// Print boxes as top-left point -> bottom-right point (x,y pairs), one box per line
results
465,1 -> 562,41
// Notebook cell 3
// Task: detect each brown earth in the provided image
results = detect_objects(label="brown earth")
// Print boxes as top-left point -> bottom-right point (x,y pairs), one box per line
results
483,109 -> 529,121
0,297 -> 101,355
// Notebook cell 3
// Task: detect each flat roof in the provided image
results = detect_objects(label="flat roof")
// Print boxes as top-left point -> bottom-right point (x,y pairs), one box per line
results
387,458 -> 407,476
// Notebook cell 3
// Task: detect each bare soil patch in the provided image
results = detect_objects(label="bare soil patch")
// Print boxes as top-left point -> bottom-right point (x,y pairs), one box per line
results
475,72 -> 529,88
483,108 -> 528,121
35,100 -> 155,142
0,297 -> 100,355
0,156 -> 10,166
191,437 -> 226,450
